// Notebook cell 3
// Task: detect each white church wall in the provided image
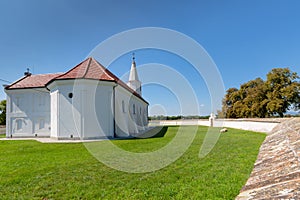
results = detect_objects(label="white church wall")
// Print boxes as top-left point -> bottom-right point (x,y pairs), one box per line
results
129,96 -> 148,133
58,84 -> 81,139
93,81 -> 114,138
114,86 -> 131,137
115,86 -> 148,137
6,78 -> 148,139
49,79 -> 115,139
5,88 -> 51,137
49,80 -> 82,139
50,89 -> 59,138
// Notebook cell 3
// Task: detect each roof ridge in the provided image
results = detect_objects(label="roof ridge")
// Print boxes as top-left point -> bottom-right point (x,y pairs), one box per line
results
92,58 -> 118,80
54,58 -> 90,80
82,57 -> 92,78
37,72 -> 64,76
6,72 -> 62,90
6,73 -> 63,90
44,73 -> 67,87
31,72 -> 63,76
5,75 -> 28,89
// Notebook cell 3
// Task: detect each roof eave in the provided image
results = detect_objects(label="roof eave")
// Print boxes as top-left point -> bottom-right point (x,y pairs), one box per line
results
5,86 -> 48,91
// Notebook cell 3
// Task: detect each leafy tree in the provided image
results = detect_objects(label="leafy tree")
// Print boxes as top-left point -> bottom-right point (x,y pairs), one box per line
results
240,78 -> 267,117
221,87 -> 240,118
0,100 -> 6,125
265,68 -> 300,117
221,68 -> 300,118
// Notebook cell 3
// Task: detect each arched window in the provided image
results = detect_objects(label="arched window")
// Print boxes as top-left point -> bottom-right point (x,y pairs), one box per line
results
133,104 -> 136,114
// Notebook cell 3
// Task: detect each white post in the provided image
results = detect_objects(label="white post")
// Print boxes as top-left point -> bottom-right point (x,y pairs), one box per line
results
209,113 -> 216,127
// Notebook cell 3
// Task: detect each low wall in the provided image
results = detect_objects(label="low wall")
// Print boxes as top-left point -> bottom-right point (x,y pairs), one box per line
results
236,118 -> 300,199
149,119 -> 280,133
213,120 -> 278,133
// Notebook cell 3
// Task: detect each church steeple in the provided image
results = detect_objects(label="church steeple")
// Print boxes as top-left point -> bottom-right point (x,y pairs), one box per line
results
127,53 -> 142,96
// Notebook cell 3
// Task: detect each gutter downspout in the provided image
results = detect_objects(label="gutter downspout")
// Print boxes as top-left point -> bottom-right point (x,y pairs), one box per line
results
113,84 -> 117,138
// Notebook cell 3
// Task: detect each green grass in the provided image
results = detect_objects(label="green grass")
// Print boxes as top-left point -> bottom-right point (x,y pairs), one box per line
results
0,126 -> 265,199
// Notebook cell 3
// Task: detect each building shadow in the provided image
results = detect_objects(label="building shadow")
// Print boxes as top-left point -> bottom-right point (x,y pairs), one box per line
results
134,126 -> 168,139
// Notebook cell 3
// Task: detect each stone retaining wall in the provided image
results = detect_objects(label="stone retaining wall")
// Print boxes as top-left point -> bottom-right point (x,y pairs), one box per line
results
236,118 -> 300,199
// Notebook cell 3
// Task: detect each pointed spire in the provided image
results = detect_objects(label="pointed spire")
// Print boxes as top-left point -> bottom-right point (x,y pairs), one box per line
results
129,52 -> 139,81
127,52 -> 142,96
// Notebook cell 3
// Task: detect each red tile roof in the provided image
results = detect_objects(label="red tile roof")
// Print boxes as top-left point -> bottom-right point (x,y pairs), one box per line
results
6,73 -> 63,89
52,57 -> 147,103
54,57 -> 117,81
6,57 -> 148,104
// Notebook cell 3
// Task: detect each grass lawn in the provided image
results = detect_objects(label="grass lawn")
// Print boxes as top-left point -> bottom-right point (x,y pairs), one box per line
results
0,126 -> 265,199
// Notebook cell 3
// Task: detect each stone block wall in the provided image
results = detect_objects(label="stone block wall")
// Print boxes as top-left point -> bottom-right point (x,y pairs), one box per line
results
236,118 -> 300,199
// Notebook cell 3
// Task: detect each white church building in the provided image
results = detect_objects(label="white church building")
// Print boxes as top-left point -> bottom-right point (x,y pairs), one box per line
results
5,57 -> 148,139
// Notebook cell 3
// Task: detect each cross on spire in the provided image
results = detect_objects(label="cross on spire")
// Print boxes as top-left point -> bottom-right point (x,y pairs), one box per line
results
24,68 -> 32,76
132,52 -> 135,62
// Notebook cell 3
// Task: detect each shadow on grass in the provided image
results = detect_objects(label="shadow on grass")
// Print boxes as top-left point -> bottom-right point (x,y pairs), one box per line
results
134,126 -> 169,139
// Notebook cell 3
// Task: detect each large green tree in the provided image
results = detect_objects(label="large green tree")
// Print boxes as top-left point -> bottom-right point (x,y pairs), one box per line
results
221,87 -> 239,118
221,68 -> 300,118
265,68 -> 300,117
0,100 -> 6,125
240,78 -> 268,118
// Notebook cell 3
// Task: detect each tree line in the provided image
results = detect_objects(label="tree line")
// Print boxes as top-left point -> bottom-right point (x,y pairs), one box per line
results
219,68 -> 300,118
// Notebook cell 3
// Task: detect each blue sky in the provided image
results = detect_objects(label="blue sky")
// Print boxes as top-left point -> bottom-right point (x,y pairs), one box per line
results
1,0 -> 300,116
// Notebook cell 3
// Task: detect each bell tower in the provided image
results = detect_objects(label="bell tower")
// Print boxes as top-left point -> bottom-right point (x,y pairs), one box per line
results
127,53 -> 142,95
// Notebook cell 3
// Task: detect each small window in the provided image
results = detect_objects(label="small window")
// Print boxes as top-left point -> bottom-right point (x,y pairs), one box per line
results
39,119 -> 45,129
16,119 -> 22,130
140,107 -> 142,115
122,100 -> 125,113
133,104 -> 136,114
68,93 -> 73,98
